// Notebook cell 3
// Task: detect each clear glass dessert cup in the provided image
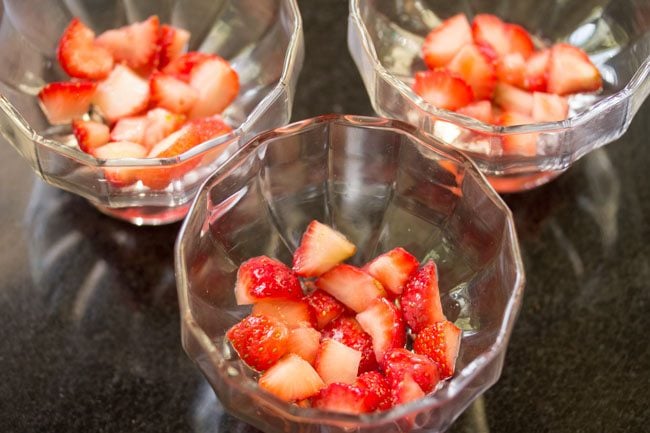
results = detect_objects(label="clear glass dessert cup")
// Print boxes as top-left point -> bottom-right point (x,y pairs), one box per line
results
0,0 -> 304,225
175,114 -> 525,433
348,0 -> 650,192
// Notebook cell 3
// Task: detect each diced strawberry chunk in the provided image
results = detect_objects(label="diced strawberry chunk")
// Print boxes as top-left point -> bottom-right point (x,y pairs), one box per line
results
96,15 -> 160,74
56,18 -> 113,80
142,107 -> 186,149
317,264 -> 385,313
524,49 -> 550,92
110,116 -> 148,144
363,247 -> 419,295
493,82 -> 534,116
259,354 -> 325,402
304,289 -> 347,330
422,14 -> 472,69
412,70 -> 474,111
157,24 -> 191,69
72,120 -> 109,153
356,297 -> 406,362
286,327 -> 321,364
162,51 -> 217,82
93,65 -> 150,123
252,299 -> 314,329
498,111 -> 537,156
355,371 -> 392,411
400,260 -> 446,333
447,44 -> 496,100
547,43 -> 602,95
382,348 -> 440,393
413,321 -> 462,379
147,115 -> 232,158
292,221 -> 357,277
496,52 -> 526,88
187,57 -> 239,118
532,92 -> 569,122
311,382 -> 378,414
314,339 -> 362,385
391,373 -> 425,407
234,256 -> 303,305
472,14 -> 509,58
92,141 -> 148,186
322,316 -> 378,373
37,81 -> 96,125
226,314 -> 289,372
456,100 -> 494,124
505,24 -> 535,59
149,72 -> 199,114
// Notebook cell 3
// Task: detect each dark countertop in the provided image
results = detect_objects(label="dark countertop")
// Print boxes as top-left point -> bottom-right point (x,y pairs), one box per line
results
1,1 -> 648,432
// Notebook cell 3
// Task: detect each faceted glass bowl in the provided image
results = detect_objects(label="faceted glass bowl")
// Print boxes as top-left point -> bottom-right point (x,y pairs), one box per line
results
348,0 -> 650,192
175,115 -> 525,433
0,0 -> 304,225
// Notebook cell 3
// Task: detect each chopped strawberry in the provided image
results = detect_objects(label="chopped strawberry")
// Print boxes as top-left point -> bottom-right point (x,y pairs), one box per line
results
187,57 -> 239,118
532,92 -> 569,122
498,111 -> 537,156
496,52 -> 526,88
56,18 -> 113,80
286,327 -> 321,364
547,43 -> 602,95
400,260 -> 446,333
37,81 -> 96,125
524,49 -> 550,92
149,72 -> 199,114
413,321 -> 462,379
93,64 -> 150,123
493,82 -> 534,116
96,15 -> 160,74
363,247 -> 419,295
356,297 -> 406,362
322,316 -> 378,373
314,339 -> 362,385
355,371 -> 392,411
110,116 -> 148,144
316,264 -> 386,313
157,24 -> 191,69
226,314 -> 289,371
412,70 -> 473,111
311,382 -> 378,414
292,221 -> 357,277
447,44 -> 496,100
304,289 -> 347,330
472,14 -> 509,58
505,24 -> 534,59
162,51 -> 217,81
259,354 -> 325,402
252,299 -> 314,329
92,141 -> 148,186
456,100 -> 494,124
147,115 -> 232,158
142,107 -> 186,149
391,373 -> 425,407
382,348 -> 440,393
422,14 -> 473,69
234,256 -> 302,305
72,120 -> 109,153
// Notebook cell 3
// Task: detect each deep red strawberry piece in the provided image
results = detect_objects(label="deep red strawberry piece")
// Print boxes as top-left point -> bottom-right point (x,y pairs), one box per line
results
322,316 -> 378,373
162,51 -> 217,81
37,81 -> 96,125
92,141 -> 150,186
412,70 -> 474,111
391,373 -> 425,407
304,289 -> 347,330
286,326 -> 321,364
400,260 -> 446,333
456,100 -> 494,124
505,24 -> 535,59
524,49 -> 550,92
56,18 -> 113,80
252,299 -> 315,329
422,13 -> 472,69
493,82 -> 534,116
472,14 -> 509,58
157,24 -> 191,69
356,297 -> 406,362
316,264 -> 386,313
547,43 -> 602,95
187,57 -> 239,119
496,52 -> 526,88
312,383 -> 378,414
142,107 -> 186,149
293,221 -> 357,277
447,43 -> 497,100
93,64 -> 150,123
234,256 -> 303,305
382,348 -> 440,393
149,72 -> 199,114
226,314 -> 289,371
363,247 -> 419,295
96,15 -> 160,74
498,111 -> 537,156
355,371 -> 392,411
259,353 -> 324,402
72,120 -> 110,153
413,321 -> 462,379
532,92 -> 569,123
314,338 -> 362,385
110,116 -> 148,144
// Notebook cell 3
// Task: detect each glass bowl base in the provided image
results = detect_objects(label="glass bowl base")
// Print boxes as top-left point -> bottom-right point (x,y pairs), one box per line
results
487,170 -> 564,193
91,202 -> 190,226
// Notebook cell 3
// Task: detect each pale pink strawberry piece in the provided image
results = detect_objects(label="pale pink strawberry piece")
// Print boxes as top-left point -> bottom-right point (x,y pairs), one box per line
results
363,247 -> 419,295
311,382 -> 378,414
147,115 -> 231,158
413,320 -> 462,379
72,120 -> 110,154
157,24 -> 191,69
142,107 -> 186,149
162,51 -> 217,82
92,141 -> 148,186
422,13 -> 472,69
391,373 -> 425,407
496,52 -> 526,88
493,82 -> 534,116
355,371 -> 392,411
56,18 -> 113,80
259,354 -> 325,402
472,14 -> 510,58
314,339 -> 362,385
400,260 -> 446,333
38,81 -> 96,125
187,57 -> 239,118
447,43 -> 497,100
322,316 -> 377,373
304,289 -> 347,330
505,24 -> 535,59
149,72 -> 199,114
382,348 -> 440,393
96,15 -> 160,74
286,327 -> 321,364
498,111 -> 538,156
292,221 -> 357,277
412,70 -> 474,111
93,64 -> 150,123
316,264 -> 385,313
110,116 -> 148,144
234,256 -> 302,305
252,299 -> 315,329
226,314 -> 289,372
524,49 -> 550,92
532,92 -> 569,123
456,100 -> 494,124
547,43 -> 602,95
356,297 -> 406,362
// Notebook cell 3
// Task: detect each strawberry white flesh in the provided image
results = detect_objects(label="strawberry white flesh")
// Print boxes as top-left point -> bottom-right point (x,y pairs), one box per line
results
57,18 -> 113,80
38,81 -> 96,125
363,247 -> 419,295
422,14 -> 472,69
72,120 -> 110,154
142,107 -> 185,149
258,354 -> 325,402
316,264 -> 386,313
96,15 -> 160,73
496,52 -> 526,88
150,72 -> 198,114
187,57 -> 239,118
315,339 -> 362,385
252,299 -> 314,329
292,221 -> 357,277
110,116 -> 147,144
92,141 -> 147,159
93,65 -> 150,123
392,373 -> 425,406
456,100 -> 494,124
356,297 -> 406,362
287,327 -> 321,364
472,14 -> 509,58
493,82 -> 534,116
532,92 -> 569,123
547,43 -> 602,95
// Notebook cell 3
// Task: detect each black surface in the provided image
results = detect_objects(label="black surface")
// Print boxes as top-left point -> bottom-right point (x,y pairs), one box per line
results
1,1 -> 649,432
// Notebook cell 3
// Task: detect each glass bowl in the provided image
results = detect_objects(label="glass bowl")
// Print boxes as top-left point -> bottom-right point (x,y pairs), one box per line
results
175,114 -> 525,433
0,0 -> 304,225
348,0 -> 650,192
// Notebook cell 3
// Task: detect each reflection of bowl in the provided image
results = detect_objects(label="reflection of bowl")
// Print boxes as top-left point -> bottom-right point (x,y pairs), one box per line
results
175,115 -> 525,433
348,0 -> 650,192
0,0 -> 303,225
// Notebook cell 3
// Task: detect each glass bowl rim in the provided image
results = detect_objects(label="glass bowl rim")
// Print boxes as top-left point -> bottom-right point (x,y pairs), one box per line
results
174,113 -> 526,426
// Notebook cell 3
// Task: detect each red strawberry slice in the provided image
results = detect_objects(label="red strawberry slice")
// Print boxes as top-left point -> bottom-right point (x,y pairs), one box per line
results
496,52 -> 526,88
447,43 -> 497,100
400,260 -> 446,333
311,382 -> 378,414
93,64 -> 150,123
293,221 -> 357,277
355,297 -> 406,362
547,43 -> 602,95
316,264 -> 385,313
72,120 -> 110,153
412,70 -> 473,111
150,72 -> 199,114
363,247 -> 419,295
532,92 -> 569,122
422,13 -> 472,69
162,51 -> 217,82
382,348 -> 440,393
456,100 -> 494,124
259,353 -> 325,402
157,24 -> 191,69
493,82 -> 534,116
92,141 -> 148,186
56,18 -> 113,80
355,371 -> 392,411
226,314 -> 289,371
322,316 -> 378,373
498,111 -> 537,156
286,327 -> 321,364
304,289 -> 347,330
472,14 -> 509,58
110,116 -> 148,144
391,373 -> 425,407
234,256 -> 302,305
505,24 -> 534,59
96,15 -> 160,74
524,49 -> 550,92
413,321 -> 462,379
252,299 -> 314,329
314,339 -> 362,385
37,81 -> 96,125
142,107 -> 186,149
187,57 -> 239,119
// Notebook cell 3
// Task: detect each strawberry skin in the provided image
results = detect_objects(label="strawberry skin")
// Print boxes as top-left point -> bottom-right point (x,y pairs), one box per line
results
57,18 -> 113,80
147,115 -> 232,158
226,314 -> 289,372
547,43 -> 602,95
96,15 -> 160,74
72,120 -> 109,153
93,64 -> 150,123
314,338 -> 362,385
447,43 -> 497,100
322,316 -> 378,373
355,371 -> 392,411
505,24 -> 534,59
252,299 -> 315,329
311,382 -> 378,414
157,24 -> 191,69
413,321 -> 462,379
400,260 -> 446,333
259,354 -> 325,402
316,264 -> 386,313
524,49 -> 550,92
293,221 -> 357,277
422,13 -> 472,69
412,70 -> 474,111
149,72 -> 199,114
38,81 -> 96,125
187,57 -> 239,119
287,326 -> 321,364
363,247 -> 419,295
162,52 -> 217,81
304,289 -> 347,330
356,297 -> 406,362
234,256 -> 303,305
382,348 -> 440,393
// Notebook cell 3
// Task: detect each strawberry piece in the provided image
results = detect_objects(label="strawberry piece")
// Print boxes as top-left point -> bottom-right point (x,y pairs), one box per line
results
286,327 -> 321,364
400,260 -> 446,333
72,120 -> 109,153
187,57 -> 239,118
316,264 -> 386,313
363,247 -> 419,296
493,82 -> 534,116
147,115 -> 232,158
292,221 -> 357,277
259,354 -> 325,401
304,289 -> 347,330
96,15 -> 160,74
93,64 -> 150,123
142,107 -> 186,149
382,348 -> 440,393
252,299 -> 314,329
149,72 -> 198,114
92,141 -> 148,186
524,49 -> 550,92
234,256 -> 302,305
355,371 -> 392,411
314,339 -> 362,385
472,14 -> 509,58
532,92 -> 569,123
355,297 -> 406,362
456,100 -> 494,124
37,81 -> 96,125
226,314 -> 289,371
311,382 -> 378,414
322,316 -> 378,373
157,24 -> 191,69
447,44 -> 496,100
110,116 -> 148,144
496,52 -> 526,88
412,70 -> 473,111
505,24 -> 535,59
547,43 -> 602,95
162,51 -> 217,81
422,14 -> 472,69
498,111 -> 537,156
413,321 -> 462,379
56,18 -> 113,80
391,373 -> 425,407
